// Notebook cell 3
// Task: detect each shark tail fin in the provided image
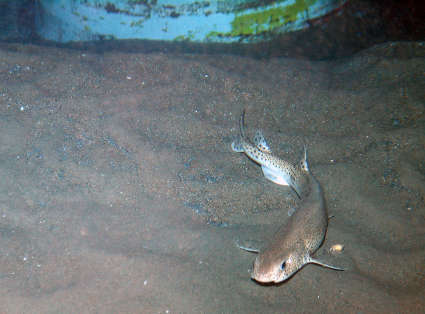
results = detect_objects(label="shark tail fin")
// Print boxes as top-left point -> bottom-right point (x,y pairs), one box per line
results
239,109 -> 247,139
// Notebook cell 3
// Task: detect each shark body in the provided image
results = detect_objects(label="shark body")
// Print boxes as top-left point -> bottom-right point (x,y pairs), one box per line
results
231,110 -> 309,198
232,110 -> 344,283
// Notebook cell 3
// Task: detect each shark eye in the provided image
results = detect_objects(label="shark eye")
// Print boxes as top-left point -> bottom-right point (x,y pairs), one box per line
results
280,261 -> 286,270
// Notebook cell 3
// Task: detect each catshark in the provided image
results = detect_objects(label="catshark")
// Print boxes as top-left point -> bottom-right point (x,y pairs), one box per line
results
231,110 -> 309,198
232,110 -> 344,283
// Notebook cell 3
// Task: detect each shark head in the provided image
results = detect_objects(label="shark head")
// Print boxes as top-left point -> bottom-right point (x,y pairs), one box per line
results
251,250 -> 306,283
251,250 -> 344,283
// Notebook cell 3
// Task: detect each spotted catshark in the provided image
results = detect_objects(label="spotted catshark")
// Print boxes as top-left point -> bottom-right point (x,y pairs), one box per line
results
232,110 -> 344,283
231,110 -> 309,198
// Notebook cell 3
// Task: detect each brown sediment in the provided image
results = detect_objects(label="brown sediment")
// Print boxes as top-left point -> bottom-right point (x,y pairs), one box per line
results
0,40 -> 423,313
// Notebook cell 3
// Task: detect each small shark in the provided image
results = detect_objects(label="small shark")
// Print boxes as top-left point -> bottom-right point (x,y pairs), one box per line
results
231,109 -> 309,198
232,110 -> 344,283
240,173 -> 344,283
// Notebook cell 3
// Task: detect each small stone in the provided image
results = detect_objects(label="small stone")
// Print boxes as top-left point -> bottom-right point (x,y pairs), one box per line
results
329,244 -> 344,254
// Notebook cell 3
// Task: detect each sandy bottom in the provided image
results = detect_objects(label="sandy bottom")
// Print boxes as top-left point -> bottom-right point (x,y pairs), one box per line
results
0,42 -> 424,313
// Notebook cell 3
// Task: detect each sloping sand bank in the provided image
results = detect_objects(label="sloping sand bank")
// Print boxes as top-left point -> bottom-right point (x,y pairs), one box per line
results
0,42 -> 424,313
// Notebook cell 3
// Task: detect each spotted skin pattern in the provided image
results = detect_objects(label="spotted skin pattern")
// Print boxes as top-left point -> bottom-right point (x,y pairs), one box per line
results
231,110 -> 309,198
232,110 -> 344,283
249,173 -> 344,283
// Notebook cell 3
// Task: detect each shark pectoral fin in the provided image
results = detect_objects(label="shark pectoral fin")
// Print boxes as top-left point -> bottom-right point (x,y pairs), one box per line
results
309,257 -> 345,271
253,130 -> 272,153
238,245 -> 260,253
262,166 -> 301,198
261,165 -> 290,186
231,138 -> 244,152
235,239 -> 262,253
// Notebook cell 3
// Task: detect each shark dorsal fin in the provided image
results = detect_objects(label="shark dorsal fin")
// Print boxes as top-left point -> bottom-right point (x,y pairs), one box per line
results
253,130 -> 272,153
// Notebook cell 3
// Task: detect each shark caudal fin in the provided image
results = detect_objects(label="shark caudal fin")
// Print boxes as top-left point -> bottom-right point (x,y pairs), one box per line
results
231,109 -> 249,153
239,109 -> 247,139
231,110 -> 247,152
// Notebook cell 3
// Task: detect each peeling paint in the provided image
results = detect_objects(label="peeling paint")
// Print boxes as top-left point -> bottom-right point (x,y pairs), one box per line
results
36,0 -> 347,43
